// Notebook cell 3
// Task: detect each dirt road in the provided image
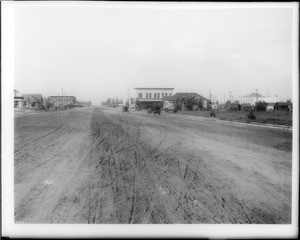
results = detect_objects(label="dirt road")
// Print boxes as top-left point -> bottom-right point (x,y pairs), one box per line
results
14,107 -> 292,223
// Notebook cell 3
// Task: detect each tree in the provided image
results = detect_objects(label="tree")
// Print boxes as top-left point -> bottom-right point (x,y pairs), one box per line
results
106,98 -> 111,105
185,98 -> 194,111
198,100 -> 203,110
225,100 -> 231,108
255,101 -> 267,112
174,99 -> 182,111
247,110 -> 256,120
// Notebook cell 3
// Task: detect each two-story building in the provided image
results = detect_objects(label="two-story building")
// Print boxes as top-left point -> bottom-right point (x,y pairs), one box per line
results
48,96 -> 77,108
133,88 -> 174,109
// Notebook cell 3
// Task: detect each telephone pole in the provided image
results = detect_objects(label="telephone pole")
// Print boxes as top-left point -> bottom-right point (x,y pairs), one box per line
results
127,89 -> 129,106
254,88 -> 258,104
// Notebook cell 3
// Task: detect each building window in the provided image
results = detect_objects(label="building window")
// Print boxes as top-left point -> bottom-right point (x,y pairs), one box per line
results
138,93 -> 143,98
169,93 -> 172,96
149,93 -> 152,98
146,93 -> 148,98
162,93 -> 164,96
154,93 -> 156,98
157,93 -> 160,98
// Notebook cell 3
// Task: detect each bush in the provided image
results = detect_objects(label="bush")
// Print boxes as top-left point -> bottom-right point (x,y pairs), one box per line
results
247,110 -> 256,120
122,106 -> 129,112
255,101 -> 267,112
174,103 -> 181,111
185,99 -> 194,111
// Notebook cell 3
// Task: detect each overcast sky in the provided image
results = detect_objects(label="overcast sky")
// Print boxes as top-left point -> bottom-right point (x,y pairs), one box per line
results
14,2 -> 295,104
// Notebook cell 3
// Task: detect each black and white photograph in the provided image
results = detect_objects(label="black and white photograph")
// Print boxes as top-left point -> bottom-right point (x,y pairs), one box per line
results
1,1 -> 299,238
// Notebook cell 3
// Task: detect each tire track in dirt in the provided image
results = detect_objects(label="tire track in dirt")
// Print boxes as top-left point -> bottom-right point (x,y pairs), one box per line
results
78,109 -> 175,223
14,107 -> 292,224
98,108 -> 291,224
14,109 -> 94,223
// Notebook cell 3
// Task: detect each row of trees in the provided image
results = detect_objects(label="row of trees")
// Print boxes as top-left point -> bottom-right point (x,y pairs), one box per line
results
223,100 -> 268,112
101,98 -> 124,107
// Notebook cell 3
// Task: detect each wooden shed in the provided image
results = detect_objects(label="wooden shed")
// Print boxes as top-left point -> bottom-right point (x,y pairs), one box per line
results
274,102 -> 292,112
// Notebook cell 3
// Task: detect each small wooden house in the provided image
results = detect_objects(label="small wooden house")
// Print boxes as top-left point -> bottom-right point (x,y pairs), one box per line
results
163,92 -> 208,111
21,94 -> 43,109
274,102 -> 292,112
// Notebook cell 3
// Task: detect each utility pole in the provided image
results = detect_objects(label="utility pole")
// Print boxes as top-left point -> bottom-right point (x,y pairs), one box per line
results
229,91 -> 232,103
127,89 -> 129,106
254,88 -> 258,104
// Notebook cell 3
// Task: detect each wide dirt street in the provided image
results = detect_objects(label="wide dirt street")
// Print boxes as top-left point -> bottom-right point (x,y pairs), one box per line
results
14,107 -> 292,223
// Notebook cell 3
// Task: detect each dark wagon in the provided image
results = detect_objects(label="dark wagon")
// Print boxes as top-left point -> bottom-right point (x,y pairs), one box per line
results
147,105 -> 161,115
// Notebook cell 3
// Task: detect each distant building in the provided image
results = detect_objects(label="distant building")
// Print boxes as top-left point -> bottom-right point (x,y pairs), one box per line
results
239,93 -> 288,106
239,93 -> 265,106
14,89 -> 20,97
163,92 -> 209,111
21,94 -> 43,109
133,88 -> 174,108
266,102 -> 276,112
48,96 -> 76,108
14,89 -> 26,110
274,102 -> 292,112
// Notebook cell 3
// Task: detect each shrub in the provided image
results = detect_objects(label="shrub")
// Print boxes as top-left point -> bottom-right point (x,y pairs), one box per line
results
198,100 -> 203,110
185,99 -> 194,111
247,110 -> 256,120
174,103 -> 181,111
255,101 -> 267,112
122,106 -> 129,112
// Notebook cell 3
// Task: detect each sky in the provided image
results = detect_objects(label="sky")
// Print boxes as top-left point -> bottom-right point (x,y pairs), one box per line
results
13,2 -> 295,105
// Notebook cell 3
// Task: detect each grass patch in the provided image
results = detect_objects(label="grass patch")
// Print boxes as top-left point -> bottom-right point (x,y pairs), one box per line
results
175,110 -> 292,126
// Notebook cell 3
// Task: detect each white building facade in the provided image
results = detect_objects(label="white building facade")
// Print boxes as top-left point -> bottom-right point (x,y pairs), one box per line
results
133,88 -> 174,108
48,96 -> 76,107
239,93 -> 289,106
133,88 -> 174,100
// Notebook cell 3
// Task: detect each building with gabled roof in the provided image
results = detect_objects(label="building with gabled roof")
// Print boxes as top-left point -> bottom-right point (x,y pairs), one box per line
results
21,94 -> 43,109
162,92 -> 209,110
